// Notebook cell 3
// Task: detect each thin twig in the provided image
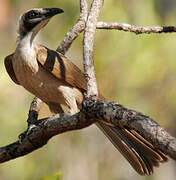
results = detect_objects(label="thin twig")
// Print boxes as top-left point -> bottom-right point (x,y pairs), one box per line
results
96,22 -> 176,34
83,0 -> 104,97
56,0 -> 88,54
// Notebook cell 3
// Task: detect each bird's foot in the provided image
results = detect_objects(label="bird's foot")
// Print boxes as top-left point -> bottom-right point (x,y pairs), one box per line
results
18,110 -> 39,143
18,124 -> 38,143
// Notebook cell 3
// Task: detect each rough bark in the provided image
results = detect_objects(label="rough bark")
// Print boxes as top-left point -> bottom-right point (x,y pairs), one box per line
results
83,0 -> 104,96
1,97 -> 176,163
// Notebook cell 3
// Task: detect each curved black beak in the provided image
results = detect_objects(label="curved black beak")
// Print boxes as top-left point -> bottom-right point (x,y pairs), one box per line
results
42,8 -> 64,19
22,8 -> 64,33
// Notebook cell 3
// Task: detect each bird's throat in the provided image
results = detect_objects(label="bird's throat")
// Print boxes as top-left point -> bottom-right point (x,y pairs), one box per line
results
15,31 -> 38,74
17,31 -> 36,49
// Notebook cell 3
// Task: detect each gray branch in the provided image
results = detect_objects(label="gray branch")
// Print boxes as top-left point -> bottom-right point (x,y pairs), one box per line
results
56,0 -> 88,54
83,98 -> 176,160
96,22 -> 176,34
0,97 -> 176,163
83,0 -> 104,97
0,109 -> 96,163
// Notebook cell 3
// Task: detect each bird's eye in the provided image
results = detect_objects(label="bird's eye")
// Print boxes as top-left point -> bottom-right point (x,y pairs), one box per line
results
28,11 -> 39,19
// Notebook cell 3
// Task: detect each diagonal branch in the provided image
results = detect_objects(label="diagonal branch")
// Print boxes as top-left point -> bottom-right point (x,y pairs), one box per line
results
0,97 -> 176,163
56,0 -> 88,54
96,22 -> 176,34
83,98 -> 176,160
0,110 -> 96,163
83,0 -> 104,97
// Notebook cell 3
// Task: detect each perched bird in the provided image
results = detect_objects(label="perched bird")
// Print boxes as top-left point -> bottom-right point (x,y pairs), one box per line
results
4,8 -> 168,175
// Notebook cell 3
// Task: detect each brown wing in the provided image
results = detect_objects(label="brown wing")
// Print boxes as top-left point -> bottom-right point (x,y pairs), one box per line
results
4,54 -> 20,85
96,122 -> 168,175
36,45 -> 87,92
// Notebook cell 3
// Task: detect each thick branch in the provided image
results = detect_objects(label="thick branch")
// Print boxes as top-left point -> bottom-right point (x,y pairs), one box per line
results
1,97 -> 176,163
56,0 -> 88,54
83,0 -> 104,96
0,111 -> 96,163
96,22 -> 176,34
82,98 -> 176,160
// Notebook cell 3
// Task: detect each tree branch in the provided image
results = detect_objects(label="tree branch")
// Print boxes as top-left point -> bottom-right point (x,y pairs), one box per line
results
0,110 -> 96,163
56,0 -> 88,54
83,0 -> 104,97
83,98 -> 176,160
1,97 -> 176,163
96,22 -> 176,34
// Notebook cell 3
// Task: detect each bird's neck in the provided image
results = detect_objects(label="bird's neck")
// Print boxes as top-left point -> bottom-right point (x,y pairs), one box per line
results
15,31 -> 39,72
15,31 -> 38,67
17,31 -> 36,51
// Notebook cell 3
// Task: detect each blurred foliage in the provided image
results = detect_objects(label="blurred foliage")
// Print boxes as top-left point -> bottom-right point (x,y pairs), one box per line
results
41,171 -> 61,180
0,0 -> 176,180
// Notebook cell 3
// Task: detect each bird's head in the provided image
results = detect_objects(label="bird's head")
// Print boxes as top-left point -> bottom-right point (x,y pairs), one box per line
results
18,8 -> 64,38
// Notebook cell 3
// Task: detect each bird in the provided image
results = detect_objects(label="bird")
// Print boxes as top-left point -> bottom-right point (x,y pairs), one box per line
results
4,8 -> 168,175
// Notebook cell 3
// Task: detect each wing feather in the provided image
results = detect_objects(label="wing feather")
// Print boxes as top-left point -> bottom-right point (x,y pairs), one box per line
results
36,45 -> 87,92
4,54 -> 20,85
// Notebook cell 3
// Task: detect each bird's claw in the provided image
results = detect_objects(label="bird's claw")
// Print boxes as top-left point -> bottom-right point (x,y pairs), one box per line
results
18,123 -> 38,144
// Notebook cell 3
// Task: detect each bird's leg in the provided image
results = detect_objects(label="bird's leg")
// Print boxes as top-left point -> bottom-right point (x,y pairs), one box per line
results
19,97 -> 42,143
27,97 -> 42,126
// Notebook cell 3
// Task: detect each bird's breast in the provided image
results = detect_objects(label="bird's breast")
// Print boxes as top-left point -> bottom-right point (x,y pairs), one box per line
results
12,52 -> 83,108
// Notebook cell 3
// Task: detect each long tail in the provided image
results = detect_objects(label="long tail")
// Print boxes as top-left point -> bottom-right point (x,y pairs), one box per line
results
96,122 -> 168,175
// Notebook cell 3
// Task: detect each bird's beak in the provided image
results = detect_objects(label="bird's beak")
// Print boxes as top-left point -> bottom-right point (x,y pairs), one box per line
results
42,8 -> 64,19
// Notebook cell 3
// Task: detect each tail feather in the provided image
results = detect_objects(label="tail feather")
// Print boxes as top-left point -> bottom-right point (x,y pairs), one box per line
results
96,122 -> 168,175
130,129 -> 168,162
